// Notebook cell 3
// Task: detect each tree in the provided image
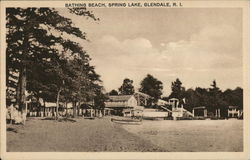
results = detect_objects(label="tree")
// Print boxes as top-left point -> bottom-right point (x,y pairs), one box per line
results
6,7 -> 100,118
109,89 -> 118,95
139,74 -> 163,104
118,78 -> 135,95
222,87 -> 243,109
184,88 -> 199,111
208,80 -> 222,112
169,78 -> 185,100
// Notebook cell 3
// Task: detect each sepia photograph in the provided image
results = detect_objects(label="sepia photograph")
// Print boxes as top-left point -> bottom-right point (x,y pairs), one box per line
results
1,0 -> 250,160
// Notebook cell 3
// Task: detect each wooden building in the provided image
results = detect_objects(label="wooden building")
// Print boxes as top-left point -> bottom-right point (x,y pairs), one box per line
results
105,95 -> 138,116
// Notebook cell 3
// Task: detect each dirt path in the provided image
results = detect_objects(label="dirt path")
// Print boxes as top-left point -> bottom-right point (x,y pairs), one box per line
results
7,117 -> 165,152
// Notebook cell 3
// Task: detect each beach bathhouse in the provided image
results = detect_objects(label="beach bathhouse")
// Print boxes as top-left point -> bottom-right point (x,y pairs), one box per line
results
105,95 -> 140,117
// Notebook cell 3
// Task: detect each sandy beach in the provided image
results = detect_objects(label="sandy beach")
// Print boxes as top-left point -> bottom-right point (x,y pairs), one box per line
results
7,117 -> 165,152
7,117 -> 243,152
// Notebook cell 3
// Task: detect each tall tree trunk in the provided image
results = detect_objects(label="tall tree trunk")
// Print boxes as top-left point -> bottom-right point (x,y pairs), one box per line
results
65,102 -> 68,117
16,65 -> 27,113
77,102 -> 81,116
56,89 -> 61,119
16,23 -> 29,119
73,101 -> 77,118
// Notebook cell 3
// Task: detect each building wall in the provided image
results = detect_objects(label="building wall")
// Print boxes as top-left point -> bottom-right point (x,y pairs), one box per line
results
143,111 -> 168,118
127,96 -> 137,107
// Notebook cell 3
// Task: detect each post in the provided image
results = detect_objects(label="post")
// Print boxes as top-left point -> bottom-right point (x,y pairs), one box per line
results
137,95 -> 140,106
204,109 -> 207,117
91,109 -> 93,117
25,101 -> 27,115
218,109 -> 220,118
181,104 -> 183,117
192,109 -> 195,117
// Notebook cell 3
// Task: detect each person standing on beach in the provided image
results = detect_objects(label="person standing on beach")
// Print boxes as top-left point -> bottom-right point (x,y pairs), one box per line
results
7,103 -> 15,124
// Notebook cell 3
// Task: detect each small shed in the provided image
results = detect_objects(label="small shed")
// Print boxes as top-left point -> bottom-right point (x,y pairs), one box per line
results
192,106 -> 207,117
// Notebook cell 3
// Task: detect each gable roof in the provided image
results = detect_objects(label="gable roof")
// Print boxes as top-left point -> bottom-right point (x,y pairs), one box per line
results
134,91 -> 151,98
108,95 -> 134,102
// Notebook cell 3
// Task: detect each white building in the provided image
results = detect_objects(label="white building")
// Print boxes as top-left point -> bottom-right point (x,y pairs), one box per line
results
105,95 -> 140,116
228,106 -> 242,118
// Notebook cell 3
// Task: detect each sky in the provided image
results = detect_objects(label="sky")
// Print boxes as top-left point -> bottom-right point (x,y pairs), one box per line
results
57,8 -> 242,96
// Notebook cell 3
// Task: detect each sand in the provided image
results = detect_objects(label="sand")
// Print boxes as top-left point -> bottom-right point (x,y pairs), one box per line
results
122,119 -> 243,152
7,117 -> 165,152
7,117 -> 243,152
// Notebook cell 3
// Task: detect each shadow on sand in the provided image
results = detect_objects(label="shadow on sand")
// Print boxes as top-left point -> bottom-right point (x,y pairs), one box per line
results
7,127 -> 18,133
41,117 -> 76,123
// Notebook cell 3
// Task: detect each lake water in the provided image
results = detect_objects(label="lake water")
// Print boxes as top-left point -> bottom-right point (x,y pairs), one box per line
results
122,119 -> 243,151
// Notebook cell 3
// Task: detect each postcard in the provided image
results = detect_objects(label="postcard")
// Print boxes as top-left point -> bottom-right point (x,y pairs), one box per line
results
1,0 -> 250,160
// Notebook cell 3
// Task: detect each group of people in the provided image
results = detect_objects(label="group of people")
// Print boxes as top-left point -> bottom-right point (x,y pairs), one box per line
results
6,103 -> 26,125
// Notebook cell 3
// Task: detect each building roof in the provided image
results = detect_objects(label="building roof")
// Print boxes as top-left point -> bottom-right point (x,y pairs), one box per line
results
193,106 -> 206,109
134,91 -> 151,98
108,95 -> 134,102
169,98 -> 179,101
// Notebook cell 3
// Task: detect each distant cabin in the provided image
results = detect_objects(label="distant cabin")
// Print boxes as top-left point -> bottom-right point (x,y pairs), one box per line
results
228,106 -> 242,118
105,95 -> 141,117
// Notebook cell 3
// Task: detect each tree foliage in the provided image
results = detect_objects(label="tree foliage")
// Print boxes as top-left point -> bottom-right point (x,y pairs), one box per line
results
109,89 -> 118,96
169,78 -> 185,100
118,78 -> 135,95
6,7 -> 104,116
170,80 -> 243,117
139,74 -> 163,104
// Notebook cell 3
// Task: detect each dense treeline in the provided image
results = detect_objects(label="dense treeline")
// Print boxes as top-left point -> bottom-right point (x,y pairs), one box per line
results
6,7 -> 106,118
112,76 -> 243,115
166,78 -> 243,116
